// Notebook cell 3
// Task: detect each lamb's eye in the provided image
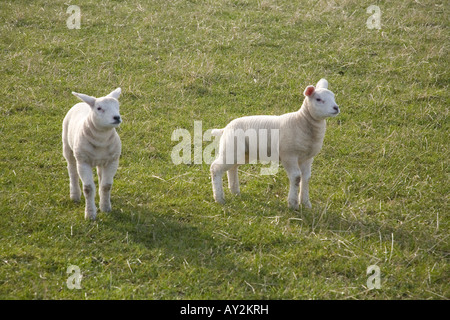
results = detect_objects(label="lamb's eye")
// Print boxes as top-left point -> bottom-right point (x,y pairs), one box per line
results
316,98 -> 322,102
97,107 -> 102,111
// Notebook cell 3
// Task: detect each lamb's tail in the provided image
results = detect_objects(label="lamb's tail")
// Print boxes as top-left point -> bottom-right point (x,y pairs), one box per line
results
211,128 -> 224,137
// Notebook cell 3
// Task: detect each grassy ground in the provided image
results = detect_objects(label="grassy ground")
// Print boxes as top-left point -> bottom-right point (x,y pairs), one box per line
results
0,0 -> 448,299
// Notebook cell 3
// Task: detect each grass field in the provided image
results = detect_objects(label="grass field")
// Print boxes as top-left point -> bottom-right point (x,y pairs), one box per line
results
0,0 -> 448,299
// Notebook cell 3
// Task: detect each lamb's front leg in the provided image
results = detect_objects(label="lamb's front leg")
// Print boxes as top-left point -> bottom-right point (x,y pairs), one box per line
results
77,162 -> 96,220
98,159 -> 119,213
282,158 -> 301,210
299,158 -> 313,209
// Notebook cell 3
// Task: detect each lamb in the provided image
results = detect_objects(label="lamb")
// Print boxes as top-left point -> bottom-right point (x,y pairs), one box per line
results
62,88 -> 122,220
210,79 -> 339,209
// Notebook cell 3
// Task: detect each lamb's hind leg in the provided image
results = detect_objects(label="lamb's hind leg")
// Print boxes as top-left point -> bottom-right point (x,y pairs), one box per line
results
210,159 -> 235,204
98,159 -> 119,213
282,157 -> 301,210
299,158 -> 313,209
63,146 -> 81,202
227,164 -> 240,195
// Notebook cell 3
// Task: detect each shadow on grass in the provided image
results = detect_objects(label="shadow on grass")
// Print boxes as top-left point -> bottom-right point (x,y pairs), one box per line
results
222,188 -> 435,254
79,184 -> 444,300
98,196 -> 266,297
290,201 -> 439,254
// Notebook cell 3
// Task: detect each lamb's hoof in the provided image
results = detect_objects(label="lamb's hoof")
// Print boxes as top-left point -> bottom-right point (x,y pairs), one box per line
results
70,194 -> 81,203
302,201 -> 312,209
288,200 -> 299,210
214,197 -> 225,204
84,208 -> 97,220
100,205 -> 112,212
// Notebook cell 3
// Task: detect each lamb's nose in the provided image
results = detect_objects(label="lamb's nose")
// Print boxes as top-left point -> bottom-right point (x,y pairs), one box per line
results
333,106 -> 339,112
113,116 -> 121,122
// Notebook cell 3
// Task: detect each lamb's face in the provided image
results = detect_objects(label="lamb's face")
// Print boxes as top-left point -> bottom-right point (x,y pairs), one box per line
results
303,81 -> 339,120
72,88 -> 122,130
309,88 -> 340,119
92,97 -> 122,129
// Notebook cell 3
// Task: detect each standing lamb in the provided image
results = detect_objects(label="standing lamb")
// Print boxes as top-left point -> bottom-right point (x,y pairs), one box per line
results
210,79 -> 339,209
62,88 -> 122,220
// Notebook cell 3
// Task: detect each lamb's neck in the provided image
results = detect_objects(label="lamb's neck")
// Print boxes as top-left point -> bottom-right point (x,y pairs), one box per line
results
297,103 -> 327,141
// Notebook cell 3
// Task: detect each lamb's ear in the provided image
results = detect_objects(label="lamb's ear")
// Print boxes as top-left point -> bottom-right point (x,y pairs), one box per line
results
107,87 -> 121,99
316,78 -> 328,89
303,85 -> 315,97
72,92 -> 96,108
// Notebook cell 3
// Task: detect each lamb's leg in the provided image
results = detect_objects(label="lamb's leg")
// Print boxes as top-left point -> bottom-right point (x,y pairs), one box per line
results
211,159 -> 234,204
97,166 -> 102,187
63,146 -> 81,202
299,158 -> 313,208
77,162 -> 96,220
98,160 -> 119,212
96,166 -> 105,210
282,158 -> 301,210
227,164 -> 240,195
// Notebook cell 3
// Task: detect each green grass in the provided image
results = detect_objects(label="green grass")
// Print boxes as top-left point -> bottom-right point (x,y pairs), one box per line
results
0,0 -> 448,299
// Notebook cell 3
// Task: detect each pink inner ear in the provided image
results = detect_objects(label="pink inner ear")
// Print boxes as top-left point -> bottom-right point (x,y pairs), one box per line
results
304,86 -> 315,97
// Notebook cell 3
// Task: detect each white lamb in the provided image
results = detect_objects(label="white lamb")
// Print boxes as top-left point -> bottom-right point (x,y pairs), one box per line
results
62,88 -> 122,220
210,79 -> 339,209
